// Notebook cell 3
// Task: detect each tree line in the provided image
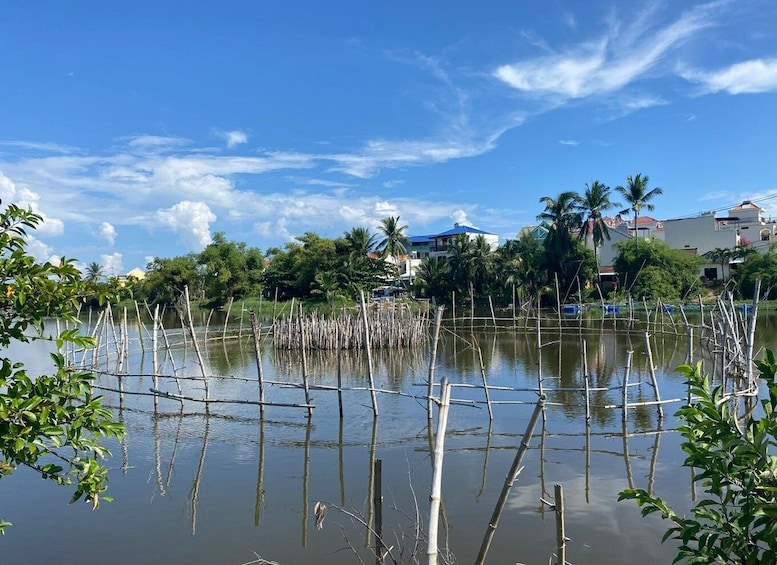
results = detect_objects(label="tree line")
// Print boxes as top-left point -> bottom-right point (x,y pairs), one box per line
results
89,174 -> 776,308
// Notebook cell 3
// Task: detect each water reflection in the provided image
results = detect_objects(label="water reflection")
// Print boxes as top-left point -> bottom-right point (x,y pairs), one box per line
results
9,311 -> 777,565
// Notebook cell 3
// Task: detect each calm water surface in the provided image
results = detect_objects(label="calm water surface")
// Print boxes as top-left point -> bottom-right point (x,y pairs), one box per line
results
3,310 -> 776,565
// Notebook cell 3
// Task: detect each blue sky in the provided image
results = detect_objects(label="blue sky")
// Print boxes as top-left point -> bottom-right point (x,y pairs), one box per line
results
1,0 -> 776,275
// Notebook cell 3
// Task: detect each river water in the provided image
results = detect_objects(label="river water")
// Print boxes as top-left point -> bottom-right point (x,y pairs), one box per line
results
2,309 -> 775,565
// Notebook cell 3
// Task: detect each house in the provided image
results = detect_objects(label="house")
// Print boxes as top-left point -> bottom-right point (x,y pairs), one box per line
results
429,224 -> 499,254
126,267 -> 146,281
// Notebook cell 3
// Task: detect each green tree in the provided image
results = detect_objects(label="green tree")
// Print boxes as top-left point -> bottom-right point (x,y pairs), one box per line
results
84,262 -> 103,284
706,247 -> 732,282
0,203 -> 124,532
577,181 -> 619,280
197,232 -> 264,305
140,254 -> 201,305
344,226 -> 376,260
616,174 -> 663,241
620,352 -> 777,564
413,255 -> 450,300
736,249 -> 777,299
537,191 -> 582,260
377,216 -> 409,284
613,239 -> 701,300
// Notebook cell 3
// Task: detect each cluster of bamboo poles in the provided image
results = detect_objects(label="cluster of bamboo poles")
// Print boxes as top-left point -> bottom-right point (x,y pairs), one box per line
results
272,302 -> 430,350
70,282 -> 764,565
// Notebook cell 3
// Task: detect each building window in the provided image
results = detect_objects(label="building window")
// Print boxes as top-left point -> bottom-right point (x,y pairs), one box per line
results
761,229 -> 770,241
704,267 -> 718,280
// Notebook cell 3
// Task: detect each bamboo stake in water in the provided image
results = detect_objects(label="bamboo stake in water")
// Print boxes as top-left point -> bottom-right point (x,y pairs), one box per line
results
622,350 -> 633,423
475,394 -> 546,565
427,379 -> 452,565
373,459 -> 383,564
554,484 -> 567,565
427,307 -> 444,418
183,286 -> 209,402
249,311 -> 265,417
152,304 -> 159,412
359,291 -> 379,417
474,335 -> 494,421
643,332 -> 664,420
222,296 -> 234,341
298,305 -> 312,416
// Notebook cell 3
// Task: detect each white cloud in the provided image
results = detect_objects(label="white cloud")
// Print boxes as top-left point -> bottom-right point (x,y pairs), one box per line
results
559,139 -> 579,146
144,255 -> 155,267
494,2 -> 720,100
100,252 -> 124,277
100,222 -> 117,246
680,58 -> 777,94
219,130 -> 248,148
374,201 -> 400,217
0,172 -> 17,201
451,209 -> 476,228
0,172 -> 64,235
122,135 -> 190,150
26,236 -> 53,263
155,200 -> 216,250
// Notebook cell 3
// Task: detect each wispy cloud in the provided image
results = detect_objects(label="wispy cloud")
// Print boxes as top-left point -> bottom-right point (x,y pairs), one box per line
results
218,129 -> 249,148
494,2 -> 722,100
558,139 -> 579,146
680,58 -> 777,94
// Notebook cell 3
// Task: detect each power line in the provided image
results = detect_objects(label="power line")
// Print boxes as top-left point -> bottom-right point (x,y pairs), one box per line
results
663,191 -> 777,222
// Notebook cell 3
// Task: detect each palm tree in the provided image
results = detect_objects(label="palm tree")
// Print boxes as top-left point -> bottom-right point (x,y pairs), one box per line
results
85,262 -> 103,283
706,248 -> 732,282
344,226 -> 376,260
537,191 -> 582,259
377,216 -> 409,284
615,174 -> 663,242
576,181 -> 620,280
469,234 -> 494,294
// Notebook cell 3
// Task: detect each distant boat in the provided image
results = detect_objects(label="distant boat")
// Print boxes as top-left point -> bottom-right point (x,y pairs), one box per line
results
738,304 -> 754,315
603,305 -> 619,314
662,304 -> 674,313
562,304 -> 580,315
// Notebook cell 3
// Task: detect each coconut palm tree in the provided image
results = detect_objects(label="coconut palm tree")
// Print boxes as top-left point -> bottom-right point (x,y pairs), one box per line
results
84,262 -> 103,283
576,181 -> 620,281
344,226 -> 376,260
616,174 -> 663,242
377,216 -> 409,284
706,247 -> 732,282
537,191 -> 582,260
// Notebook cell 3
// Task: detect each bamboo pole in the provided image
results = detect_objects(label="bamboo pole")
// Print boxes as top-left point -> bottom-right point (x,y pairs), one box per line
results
134,300 -> 146,353
427,307 -> 444,418
222,296 -> 234,341
474,335 -> 494,421
250,311 -> 265,417
152,304 -> 159,412
554,484 -> 566,565
643,332 -> 664,420
427,379 -> 452,565
622,350 -> 633,423
336,325 -> 343,418
183,286 -> 209,402
474,394 -> 546,565
360,291 -> 379,417
373,458 -> 384,564
298,305 -> 312,416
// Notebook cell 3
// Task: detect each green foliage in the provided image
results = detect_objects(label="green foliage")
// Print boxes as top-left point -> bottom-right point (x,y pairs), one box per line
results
140,254 -> 201,305
619,353 -> 777,564
0,202 -> 124,533
736,249 -> 777,300
197,232 -> 264,305
614,239 -> 702,300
